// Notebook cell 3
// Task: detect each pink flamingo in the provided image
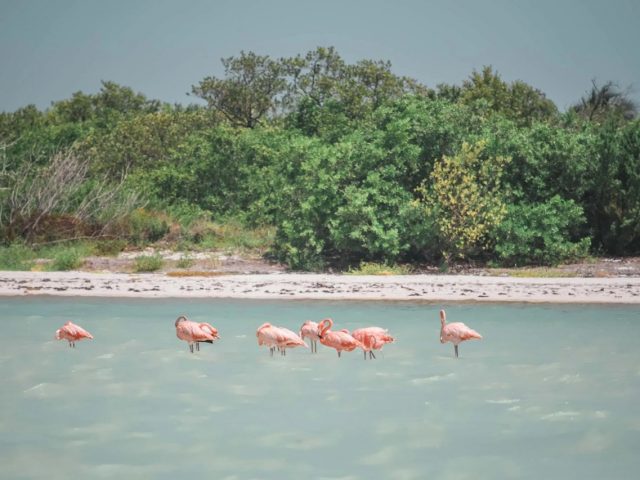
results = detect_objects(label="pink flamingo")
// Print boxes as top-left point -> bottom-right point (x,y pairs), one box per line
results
317,318 -> 361,357
352,327 -> 394,360
299,320 -> 320,353
256,322 -> 282,356
274,327 -> 307,356
256,323 -> 306,356
55,321 -> 93,348
439,309 -> 482,358
175,315 -> 220,353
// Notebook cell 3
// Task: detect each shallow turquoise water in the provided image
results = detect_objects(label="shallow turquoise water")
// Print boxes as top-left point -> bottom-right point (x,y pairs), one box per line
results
0,298 -> 639,479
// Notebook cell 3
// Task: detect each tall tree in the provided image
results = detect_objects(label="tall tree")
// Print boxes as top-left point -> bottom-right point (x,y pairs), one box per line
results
572,80 -> 637,122
460,66 -> 557,126
192,51 -> 287,128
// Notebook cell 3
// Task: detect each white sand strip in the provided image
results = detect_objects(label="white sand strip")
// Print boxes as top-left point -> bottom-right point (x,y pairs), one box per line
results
1,271 -> 639,303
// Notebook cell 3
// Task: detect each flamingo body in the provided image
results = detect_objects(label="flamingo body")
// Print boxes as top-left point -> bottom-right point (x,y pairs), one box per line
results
352,326 -> 394,359
175,315 -> 220,353
439,310 -> 482,358
275,327 -> 307,355
256,323 -> 306,356
55,321 -> 93,348
256,322 -> 281,355
300,320 -> 320,353
317,318 -> 361,357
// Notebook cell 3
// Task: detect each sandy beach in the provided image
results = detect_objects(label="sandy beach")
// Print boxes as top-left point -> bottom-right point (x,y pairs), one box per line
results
1,271 -> 639,303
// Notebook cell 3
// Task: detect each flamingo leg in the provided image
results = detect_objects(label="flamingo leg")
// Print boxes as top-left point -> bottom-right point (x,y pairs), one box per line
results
363,350 -> 367,360
189,343 -> 194,353
196,342 -> 200,352
454,345 -> 459,358
338,351 -> 341,358
370,351 -> 376,359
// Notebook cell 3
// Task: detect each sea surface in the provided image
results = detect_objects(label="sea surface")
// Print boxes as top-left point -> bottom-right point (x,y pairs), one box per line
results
1,297 -> 639,479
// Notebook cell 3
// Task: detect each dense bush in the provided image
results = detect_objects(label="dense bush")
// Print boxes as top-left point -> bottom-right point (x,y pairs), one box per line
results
2,48 -> 638,270
50,249 -> 84,271
0,243 -> 36,270
133,254 -> 164,272
492,196 -> 591,266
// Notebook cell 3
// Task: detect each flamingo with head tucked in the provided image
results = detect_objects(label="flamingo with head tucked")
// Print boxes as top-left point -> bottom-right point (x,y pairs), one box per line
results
55,321 -> 93,348
299,320 -> 320,353
439,309 -> 482,358
274,326 -> 307,355
317,318 -> 361,357
256,322 -> 282,356
175,315 -> 220,353
352,327 -> 394,360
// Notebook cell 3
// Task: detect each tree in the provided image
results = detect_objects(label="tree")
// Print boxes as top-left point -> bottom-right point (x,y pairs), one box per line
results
582,118 -> 640,254
417,140 -> 510,263
460,66 -> 557,126
572,80 -> 637,123
192,51 -> 287,128
492,197 -> 590,266
284,46 -> 346,107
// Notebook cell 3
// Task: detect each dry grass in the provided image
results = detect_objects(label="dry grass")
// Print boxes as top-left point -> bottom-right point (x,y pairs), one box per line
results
488,267 -> 579,278
166,270 -> 230,277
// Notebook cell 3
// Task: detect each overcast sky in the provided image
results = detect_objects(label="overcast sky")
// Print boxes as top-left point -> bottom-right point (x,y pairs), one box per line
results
1,0 -> 638,112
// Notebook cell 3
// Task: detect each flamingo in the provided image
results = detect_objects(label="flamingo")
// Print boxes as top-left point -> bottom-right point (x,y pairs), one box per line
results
352,327 -> 394,360
256,323 -> 306,356
317,318 -> 361,357
175,315 -> 220,353
55,321 -> 93,348
439,309 -> 482,358
274,327 -> 307,356
256,322 -> 282,356
299,320 -> 320,353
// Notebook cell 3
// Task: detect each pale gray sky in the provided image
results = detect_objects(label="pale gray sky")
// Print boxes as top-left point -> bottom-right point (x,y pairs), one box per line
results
1,0 -> 638,112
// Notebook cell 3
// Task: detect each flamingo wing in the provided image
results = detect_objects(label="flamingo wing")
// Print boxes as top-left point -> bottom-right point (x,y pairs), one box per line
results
199,322 -> 220,339
445,322 -> 482,341
64,322 -> 93,340
352,327 -> 394,350
277,328 -> 307,347
333,331 -> 361,351
177,321 -> 215,342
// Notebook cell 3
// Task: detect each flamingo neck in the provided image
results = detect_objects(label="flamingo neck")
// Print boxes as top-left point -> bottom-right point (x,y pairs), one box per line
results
319,318 -> 333,336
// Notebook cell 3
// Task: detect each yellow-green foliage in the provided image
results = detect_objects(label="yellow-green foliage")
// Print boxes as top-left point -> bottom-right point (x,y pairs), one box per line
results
347,261 -> 412,275
418,140 -> 510,261
133,254 -> 164,272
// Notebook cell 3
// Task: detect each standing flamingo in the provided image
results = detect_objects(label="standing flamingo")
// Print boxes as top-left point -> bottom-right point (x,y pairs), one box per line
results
352,327 -> 394,360
256,323 -> 282,356
274,327 -> 307,356
439,309 -> 482,358
175,315 -> 220,353
317,318 -> 361,357
55,321 -> 93,348
256,323 -> 306,356
299,320 -> 320,353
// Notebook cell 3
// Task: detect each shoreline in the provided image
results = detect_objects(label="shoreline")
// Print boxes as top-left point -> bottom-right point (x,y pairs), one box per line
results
1,271 -> 640,304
